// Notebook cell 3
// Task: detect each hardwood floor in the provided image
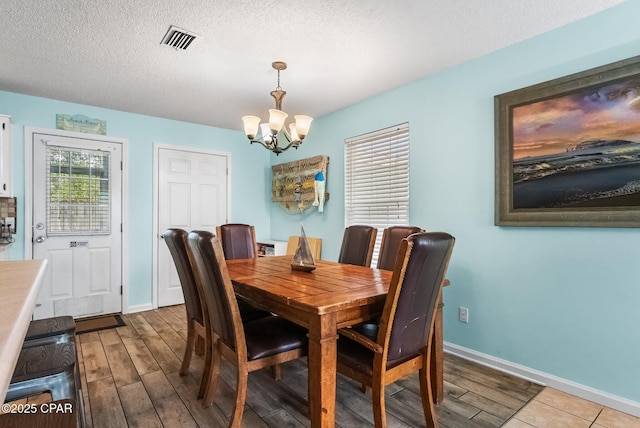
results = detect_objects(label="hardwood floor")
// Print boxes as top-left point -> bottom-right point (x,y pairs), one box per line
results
76,305 -> 542,427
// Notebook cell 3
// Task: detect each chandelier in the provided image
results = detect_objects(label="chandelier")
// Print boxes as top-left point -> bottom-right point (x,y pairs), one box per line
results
241,61 -> 313,155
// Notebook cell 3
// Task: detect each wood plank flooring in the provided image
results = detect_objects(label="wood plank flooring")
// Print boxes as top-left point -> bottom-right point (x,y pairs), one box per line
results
77,305 -> 542,427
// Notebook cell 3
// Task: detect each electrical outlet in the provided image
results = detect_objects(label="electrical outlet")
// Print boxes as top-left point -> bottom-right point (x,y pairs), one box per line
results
459,307 -> 469,323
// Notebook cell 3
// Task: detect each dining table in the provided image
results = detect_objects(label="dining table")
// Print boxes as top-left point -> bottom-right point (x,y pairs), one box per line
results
0,259 -> 49,404
226,255 -> 449,428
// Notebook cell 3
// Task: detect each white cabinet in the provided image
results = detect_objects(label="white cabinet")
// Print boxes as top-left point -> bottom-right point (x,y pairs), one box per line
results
0,115 -> 12,197
257,240 -> 288,257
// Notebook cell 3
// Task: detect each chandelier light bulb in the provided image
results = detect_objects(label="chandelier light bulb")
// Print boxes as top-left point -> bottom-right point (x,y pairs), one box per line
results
260,123 -> 272,143
294,115 -> 313,140
288,123 -> 299,142
242,115 -> 260,139
268,109 -> 288,133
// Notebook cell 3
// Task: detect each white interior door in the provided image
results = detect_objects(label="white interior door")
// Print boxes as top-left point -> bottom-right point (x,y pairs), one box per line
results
157,147 -> 228,307
32,133 -> 122,320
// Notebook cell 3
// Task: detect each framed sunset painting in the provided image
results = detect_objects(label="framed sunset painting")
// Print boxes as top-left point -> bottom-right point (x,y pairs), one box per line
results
495,55 -> 640,227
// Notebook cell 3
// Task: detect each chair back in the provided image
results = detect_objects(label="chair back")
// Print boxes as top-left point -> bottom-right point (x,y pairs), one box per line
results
216,223 -> 257,259
376,226 -> 424,271
338,225 -> 377,267
162,228 -> 204,325
187,230 -> 243,351
382,232 -> 454,367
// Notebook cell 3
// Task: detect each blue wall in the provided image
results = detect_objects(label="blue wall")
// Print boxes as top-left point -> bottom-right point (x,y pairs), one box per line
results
270,1 -> 640,404
0,91 -> 271,306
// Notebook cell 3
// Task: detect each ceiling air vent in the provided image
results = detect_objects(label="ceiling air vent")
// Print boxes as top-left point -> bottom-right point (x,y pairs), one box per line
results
161,25 -> 197,50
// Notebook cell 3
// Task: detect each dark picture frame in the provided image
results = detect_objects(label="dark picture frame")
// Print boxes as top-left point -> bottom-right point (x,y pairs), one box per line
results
495,55 -> 640,227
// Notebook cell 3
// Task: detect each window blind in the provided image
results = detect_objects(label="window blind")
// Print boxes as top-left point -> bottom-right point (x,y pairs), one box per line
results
344,123 -> 410,265
46,145 -> 111,235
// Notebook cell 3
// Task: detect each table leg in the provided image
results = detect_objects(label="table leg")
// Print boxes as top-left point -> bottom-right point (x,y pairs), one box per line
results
307,313 -> 338,428
430,290 -> 444,403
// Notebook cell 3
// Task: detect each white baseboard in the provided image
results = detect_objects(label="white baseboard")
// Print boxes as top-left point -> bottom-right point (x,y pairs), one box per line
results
444,342 -> 640,418
125,303 -> 154,314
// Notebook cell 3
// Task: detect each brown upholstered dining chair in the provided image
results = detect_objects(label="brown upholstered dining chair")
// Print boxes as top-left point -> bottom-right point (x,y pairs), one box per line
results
336,232 -> 455,428
186,230 -> 308,425
338,225 -> 377,267
163,228 -> 207,376
163,228 -> 269,379
215,224 -> 272,321
376,226 -> 424,271
216,223 -> 258,260
216,223 -> 287,380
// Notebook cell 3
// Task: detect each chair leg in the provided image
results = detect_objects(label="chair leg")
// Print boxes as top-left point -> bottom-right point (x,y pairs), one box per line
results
50,370 -> 77,402
78,395 -> 87,428
371,381 -> 386,428
269,364 -> 281,381
419,346 -> 439,428
198,334 -> 215,399
202,341 -> 222,408
230,367 -> 248,428
180,321 -> 195,376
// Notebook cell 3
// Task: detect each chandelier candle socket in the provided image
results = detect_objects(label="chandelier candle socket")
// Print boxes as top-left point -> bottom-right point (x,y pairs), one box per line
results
242,61 -> 313,155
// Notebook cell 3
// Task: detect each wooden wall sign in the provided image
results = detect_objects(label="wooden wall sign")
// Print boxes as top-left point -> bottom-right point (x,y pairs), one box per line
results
272,155 -> 329,213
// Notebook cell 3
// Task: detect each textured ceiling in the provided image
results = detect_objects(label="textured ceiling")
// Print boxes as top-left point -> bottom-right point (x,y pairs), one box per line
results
0,0 -> 628,132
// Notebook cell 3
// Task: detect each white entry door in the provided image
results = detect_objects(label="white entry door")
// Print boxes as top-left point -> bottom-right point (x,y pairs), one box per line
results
156,147 -> 228,307
32,133 -> 122,320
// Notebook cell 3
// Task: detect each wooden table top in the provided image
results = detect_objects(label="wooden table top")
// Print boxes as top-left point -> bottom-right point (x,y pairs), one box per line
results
0,259 -> 48,403
226,256 -> 393,316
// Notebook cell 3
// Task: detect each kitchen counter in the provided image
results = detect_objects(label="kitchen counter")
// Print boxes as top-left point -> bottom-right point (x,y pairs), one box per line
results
0,259 -> 48,403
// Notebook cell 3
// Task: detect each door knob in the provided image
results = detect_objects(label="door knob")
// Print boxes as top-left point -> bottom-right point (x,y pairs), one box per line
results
35,236 -> 45,243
